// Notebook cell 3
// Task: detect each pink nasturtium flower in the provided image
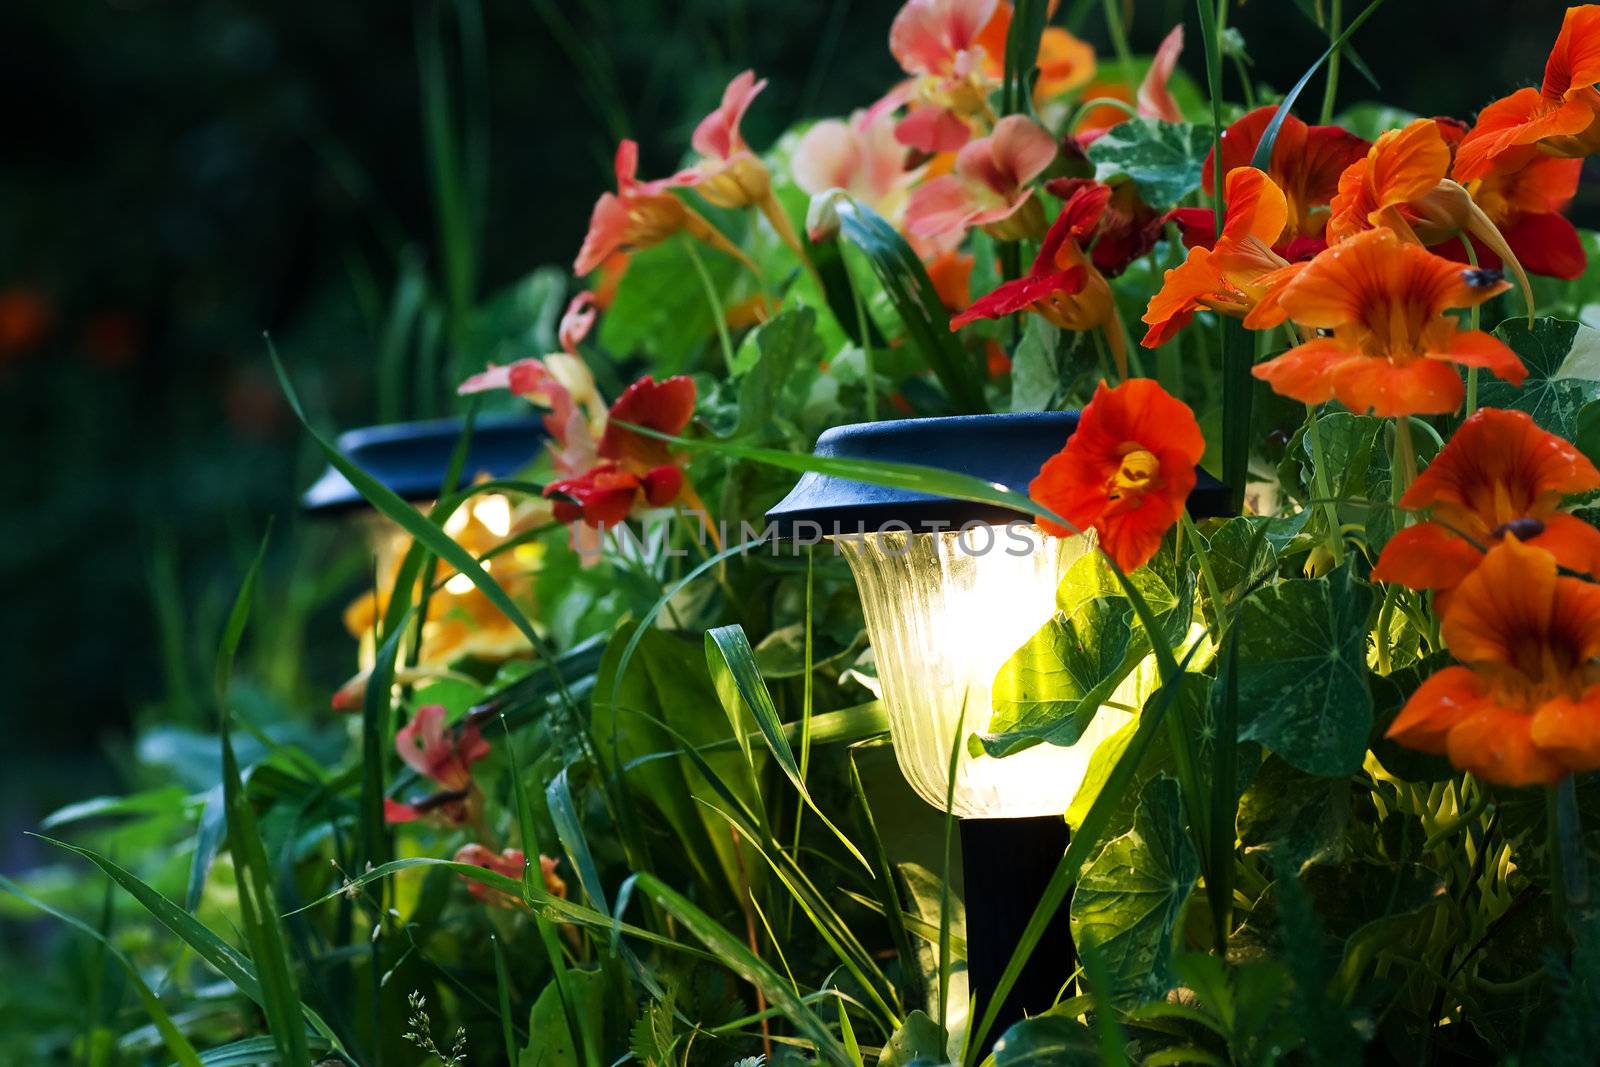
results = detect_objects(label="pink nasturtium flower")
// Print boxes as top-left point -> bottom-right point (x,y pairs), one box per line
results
545,375 -> 698,529
384,705 -> 491,826
888,0 -> 1001,152
905,114 -> 1057,242
793,103 -> 919,231
452,845 -> 569,908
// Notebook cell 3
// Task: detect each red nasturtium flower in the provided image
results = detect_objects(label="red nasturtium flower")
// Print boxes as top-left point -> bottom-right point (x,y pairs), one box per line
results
1044,177 -> 1163,278
1457,144 -> 1587,280
1252,228 -> 1526,417
384,705 -> 491,825
1387,538 -> 1600,785
1142,167 -> 1303,347
1373,408 -> 1600,602
1172,106 -> 1368,254
1454,5 -> 1600,181
452,845 -> 568,908
905,114 -> 1057,242
951,181 -> 1113,330
1029,378 -> 1205,572
545,375 -> 697,528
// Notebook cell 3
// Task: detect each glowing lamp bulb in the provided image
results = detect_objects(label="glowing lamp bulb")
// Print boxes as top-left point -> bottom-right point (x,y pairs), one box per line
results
834,523 -> 1135,819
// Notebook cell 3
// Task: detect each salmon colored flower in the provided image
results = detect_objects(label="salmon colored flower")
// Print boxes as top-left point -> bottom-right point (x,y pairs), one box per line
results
1044,178 -> 1163,278
460,353 -> 605,478
591,251 -> 629,309
950,182 -> 1119,351
905,115 -> 1057,241
452,846 -> 569,907
1142,167 -> 1304,347
575,140 -> 750,277
1454,5 -> 1600,180
1252,228 -> 1525,417
1373,408 -> 1600,601
689,70 -> 769,206
793,104 -> 918,228
1136,25 -> 1185,123
1029,378 -> 1205,572
1387,538 -> 1600,785
1188,106 -> 1369,248
558,292 -> 597,355
888,0 -> 1002,151
385,705 -> 491,825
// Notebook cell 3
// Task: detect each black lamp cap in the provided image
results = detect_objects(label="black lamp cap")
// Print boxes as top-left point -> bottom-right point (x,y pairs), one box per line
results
300,413 -> 547,516
764,410 -> 1232,538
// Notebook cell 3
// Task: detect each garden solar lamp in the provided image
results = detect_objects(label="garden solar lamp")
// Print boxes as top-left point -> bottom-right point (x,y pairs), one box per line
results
300,414 -> 548,664
766,411 -> 1228,1051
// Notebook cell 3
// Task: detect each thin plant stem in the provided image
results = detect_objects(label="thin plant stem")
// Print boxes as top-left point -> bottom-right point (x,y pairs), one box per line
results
1305,405 -> 1346,565
684,236 -> 738,376
1553,774 -> 1589,934
1180,509 -> 1227,636
1102,0 -> 1135,76
1466,241 -> 1481,415
1319,0 -> 1344,123
1393,414 -> 1419,502
846,253 -> 879,421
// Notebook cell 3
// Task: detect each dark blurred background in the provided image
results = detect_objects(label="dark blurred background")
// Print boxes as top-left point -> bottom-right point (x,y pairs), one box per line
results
0,0 -> 1591,864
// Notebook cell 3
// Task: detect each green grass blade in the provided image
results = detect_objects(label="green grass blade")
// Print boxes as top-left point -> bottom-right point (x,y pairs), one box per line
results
635,872 -> 853,1062
1246,0 -> 1388,172
29,834 -> 343,1050
1002,0 -> 1048,115
846,752 -> 917,985
547,766 -> 609,914
215,536 -> 311,1066
832,198 -> 988,413
705,625 -> 870,871
491,934 -> 518,1067
0,875 -> 204,1067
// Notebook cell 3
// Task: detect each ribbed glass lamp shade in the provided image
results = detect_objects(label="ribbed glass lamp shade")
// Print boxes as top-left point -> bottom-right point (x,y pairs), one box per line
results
835,523 -> 1136,819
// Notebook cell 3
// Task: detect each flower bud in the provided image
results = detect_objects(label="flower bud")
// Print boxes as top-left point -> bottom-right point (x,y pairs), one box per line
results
805,189 -> 851,242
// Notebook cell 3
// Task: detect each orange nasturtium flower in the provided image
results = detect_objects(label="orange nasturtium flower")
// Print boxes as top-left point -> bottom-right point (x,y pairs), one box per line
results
1172,106 -> 1369,254
384,705 -> 491,825
1454,5 -> 1600,181
1373,408 -> 1600,601
1029,378 -> 1205,572
905,114 -> 1057,242
1458,143 -> 1587,280
1387,538 -> 1600,785
1142,167 -> 1303,347
1252,228 -> 1526,417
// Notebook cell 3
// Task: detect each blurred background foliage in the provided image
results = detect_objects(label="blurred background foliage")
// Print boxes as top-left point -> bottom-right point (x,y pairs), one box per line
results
1,0 -> 1595,1047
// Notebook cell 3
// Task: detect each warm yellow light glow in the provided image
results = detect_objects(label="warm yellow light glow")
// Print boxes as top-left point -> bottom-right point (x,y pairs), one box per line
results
834,524 -> 1140,819
443,506 -> 471,537
444,572 -> 476,595
474,494 -> 513,538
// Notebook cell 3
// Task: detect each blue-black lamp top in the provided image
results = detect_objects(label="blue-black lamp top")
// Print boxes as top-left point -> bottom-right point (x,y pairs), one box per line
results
764,410 -> 1232,536
300,413 -> 547,516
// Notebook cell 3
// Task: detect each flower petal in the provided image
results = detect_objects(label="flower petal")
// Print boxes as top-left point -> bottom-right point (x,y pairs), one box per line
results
1387,665 -> 1486,754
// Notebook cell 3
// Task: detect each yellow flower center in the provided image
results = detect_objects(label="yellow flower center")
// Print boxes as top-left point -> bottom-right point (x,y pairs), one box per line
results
1109,448 -> 1160,502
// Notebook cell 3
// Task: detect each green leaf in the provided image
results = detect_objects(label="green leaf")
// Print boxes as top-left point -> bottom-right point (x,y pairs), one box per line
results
598,238 -> 738,372
1070,776 -> 1199,1003
991,1012 -> 1100,1065
1279,412 -> 1435,552
1236,755 -> 1351,871
1236,567 -> 1374,777
184,1034 -> 334,1065
1480,317 -> 1600,440
831,197 -> 988,413
519,969 -> 606,1067
1197,517 -> 1278,630
1010,316 -> 1091,412
1086,120 -> 1212,210
880,1009 -> 945,1067
729,307 -> 823,441
981,596 -> 1144,757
